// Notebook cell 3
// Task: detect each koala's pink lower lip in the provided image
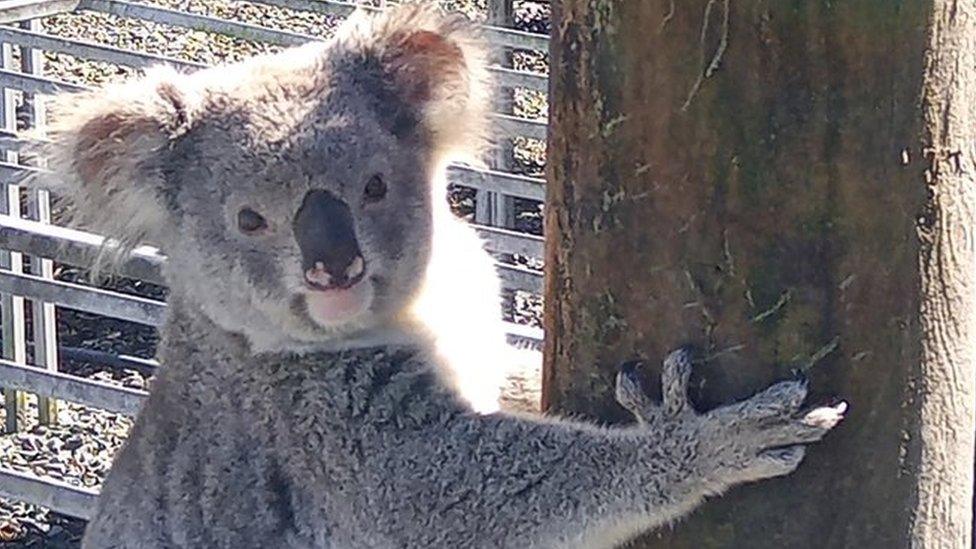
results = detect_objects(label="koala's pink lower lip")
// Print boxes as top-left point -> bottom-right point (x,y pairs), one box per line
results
304,278 -> 372,327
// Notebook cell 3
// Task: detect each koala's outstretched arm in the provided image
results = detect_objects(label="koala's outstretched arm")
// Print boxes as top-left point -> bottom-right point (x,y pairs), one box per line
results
376,350 -> 845,549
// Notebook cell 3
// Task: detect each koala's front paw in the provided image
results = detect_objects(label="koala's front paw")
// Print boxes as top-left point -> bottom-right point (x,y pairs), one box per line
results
615,348 -> 846,490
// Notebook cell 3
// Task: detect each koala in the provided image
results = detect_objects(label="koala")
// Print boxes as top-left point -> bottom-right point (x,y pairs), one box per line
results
37,4 -> 845,548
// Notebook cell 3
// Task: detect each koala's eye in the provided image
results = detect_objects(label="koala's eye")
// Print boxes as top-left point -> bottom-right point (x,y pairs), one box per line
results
237,207 -> 268,234
364,175 -> 387,203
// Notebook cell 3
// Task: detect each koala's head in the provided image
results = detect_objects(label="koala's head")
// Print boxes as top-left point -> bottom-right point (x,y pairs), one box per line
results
42,4 -> 489,351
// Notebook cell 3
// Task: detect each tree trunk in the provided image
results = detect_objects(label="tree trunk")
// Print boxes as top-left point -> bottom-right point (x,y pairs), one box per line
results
542,1 -> 976,547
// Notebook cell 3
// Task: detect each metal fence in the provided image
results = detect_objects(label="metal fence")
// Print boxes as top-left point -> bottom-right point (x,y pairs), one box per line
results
0,0 -> 548,521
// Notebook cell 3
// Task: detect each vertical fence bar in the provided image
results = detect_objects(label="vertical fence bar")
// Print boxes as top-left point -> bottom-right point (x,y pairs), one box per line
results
21,18 -> 59,425
478,0 -> 518,324
0,41 -> 27,434
475,0 -> 516,229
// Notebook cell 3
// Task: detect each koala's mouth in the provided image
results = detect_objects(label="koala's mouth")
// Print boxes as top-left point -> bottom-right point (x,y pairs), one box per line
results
302,275 -> 374,328
304,257 -> 366,292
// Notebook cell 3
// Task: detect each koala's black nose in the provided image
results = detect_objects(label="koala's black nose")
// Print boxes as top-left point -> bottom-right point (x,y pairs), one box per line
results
293,190 -> 365,290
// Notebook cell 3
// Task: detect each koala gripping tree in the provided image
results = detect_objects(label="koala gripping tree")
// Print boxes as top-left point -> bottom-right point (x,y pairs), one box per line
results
543,1 -> 976,548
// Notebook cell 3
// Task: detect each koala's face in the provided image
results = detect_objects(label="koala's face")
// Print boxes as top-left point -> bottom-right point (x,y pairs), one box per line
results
164,83 -> 435,345
45,6 -> 488,350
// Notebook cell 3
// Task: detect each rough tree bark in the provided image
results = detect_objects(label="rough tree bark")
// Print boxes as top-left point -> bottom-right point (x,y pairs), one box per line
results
542,1 -> 976,547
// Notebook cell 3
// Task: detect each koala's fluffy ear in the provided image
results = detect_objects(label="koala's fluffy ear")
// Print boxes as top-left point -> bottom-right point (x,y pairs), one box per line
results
337,3 -> 491,160
41,66 -> 194,248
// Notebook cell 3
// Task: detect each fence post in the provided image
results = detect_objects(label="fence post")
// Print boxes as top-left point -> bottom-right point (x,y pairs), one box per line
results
20,18 -> 59,425
475,0 -> 516,230
0,40 -> 27,434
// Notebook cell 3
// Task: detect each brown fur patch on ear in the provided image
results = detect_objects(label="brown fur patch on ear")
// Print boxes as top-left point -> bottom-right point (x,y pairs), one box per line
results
74,111 -> 161,185
38,66 -> 196,253
385,30 -> 466,106
336,3 -> 492,163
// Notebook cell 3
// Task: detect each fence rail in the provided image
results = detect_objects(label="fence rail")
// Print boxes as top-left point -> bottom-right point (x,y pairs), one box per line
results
0,0 -> 550,523
0,213 -> 167,284
0,1 -> 80,25
0,467 -> 98,521
0,357 -> 146,415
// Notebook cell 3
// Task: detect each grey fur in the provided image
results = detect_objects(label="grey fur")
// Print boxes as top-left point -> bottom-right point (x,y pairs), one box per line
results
36,4 -> 845,547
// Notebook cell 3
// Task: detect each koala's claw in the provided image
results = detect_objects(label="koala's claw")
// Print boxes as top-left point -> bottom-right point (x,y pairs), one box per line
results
615,348 -> 696,424
615,360 -> 654,423
803,401 -> 848,429
661,348 -> 693,416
